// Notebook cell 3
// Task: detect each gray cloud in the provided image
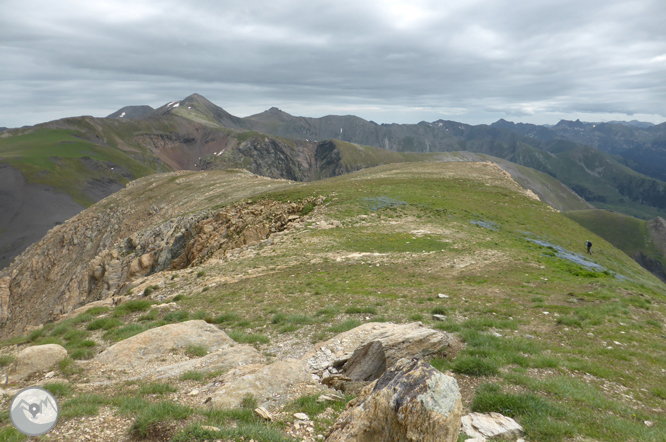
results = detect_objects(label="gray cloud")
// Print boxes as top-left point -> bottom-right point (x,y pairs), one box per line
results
1,0 -> 665,127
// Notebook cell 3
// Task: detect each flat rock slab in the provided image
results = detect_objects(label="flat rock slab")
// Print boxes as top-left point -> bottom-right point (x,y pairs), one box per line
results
95,320 -> 233,369
8,344 -> 68,382
137,344 -> 265,380
326,358 -> 462,442
303,322 -> 450,374
210,358 -> 316,409
461,412 -> 524,441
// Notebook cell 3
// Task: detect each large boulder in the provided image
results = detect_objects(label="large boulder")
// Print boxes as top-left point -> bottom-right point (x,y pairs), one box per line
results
138,344 -> 266,380
210,359 -> 317,409
302,322 -> 450,377
325,358 -> 462,442
8,344 -> 68,381
95,320 -> 233,369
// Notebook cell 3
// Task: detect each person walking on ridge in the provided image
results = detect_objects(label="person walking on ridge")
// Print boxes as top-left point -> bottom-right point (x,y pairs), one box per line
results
586,240 -> 592,255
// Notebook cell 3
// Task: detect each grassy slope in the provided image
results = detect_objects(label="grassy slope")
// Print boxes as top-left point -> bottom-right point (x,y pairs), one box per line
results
565,209 -> 665,264
0,125 -> 158,206
1,163 -> 664,441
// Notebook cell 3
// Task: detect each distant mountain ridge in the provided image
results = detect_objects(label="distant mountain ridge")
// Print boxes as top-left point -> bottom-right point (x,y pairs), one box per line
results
2,93 -> 666,280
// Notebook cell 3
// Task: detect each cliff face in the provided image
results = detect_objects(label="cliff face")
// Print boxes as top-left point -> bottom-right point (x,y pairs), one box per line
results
0,170 -> 306,338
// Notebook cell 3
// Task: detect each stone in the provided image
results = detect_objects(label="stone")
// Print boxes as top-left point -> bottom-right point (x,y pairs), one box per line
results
294,412 -> 310,421
8,344 -> 68,381
210,359 -> 317,409
95,320 -> 233,369
255,406 -> 273,421
303,322 -> 450,376
432,314 -> 447,321
437,293 -> 449,299
325,358 -> 462,442
343,341 -> 386,381
461,412 -> 524,441
201,425 -> 220,432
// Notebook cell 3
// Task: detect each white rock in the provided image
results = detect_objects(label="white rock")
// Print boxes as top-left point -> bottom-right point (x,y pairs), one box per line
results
438,293 -> 449,298
188,389 -> 200,396
461,412 -> 524,440
294,412 -> 310,421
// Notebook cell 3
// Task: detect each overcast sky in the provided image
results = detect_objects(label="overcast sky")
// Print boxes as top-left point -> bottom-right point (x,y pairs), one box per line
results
2,0 -> 665,128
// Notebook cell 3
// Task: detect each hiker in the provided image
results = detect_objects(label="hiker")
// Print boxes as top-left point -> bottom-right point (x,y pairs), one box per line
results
586,240 -> 592,255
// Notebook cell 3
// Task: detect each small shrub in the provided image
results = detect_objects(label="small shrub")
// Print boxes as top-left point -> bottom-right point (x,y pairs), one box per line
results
326,319 -> 362,334
138,309 -> 159,322
271,313 -> 312,325
0,355 -> 15,367
69,348 -> 95,360
28,328 -> 46,342
58,357 -> 82,376
185,344 -> 208,358
43,382 -> 73,397
192,311 -> 213,322
213,312 -> 239,324
114,299 -> 152,316
279,324 -> 299,333
172,294 -> 185,302
651,386 -> 666,400
85,306 -> 110,316
241,394 -> 258,410
315,305 -> 339,317
63,329 -> 88,342
143,286 -> 154,297
164,311 -> 190,323
61,394 -> 109,419
86,317 -> 123,331
556,316 -> 583,328
472,383 -> 557,419
129,401 -> 193,439
138,383 -> 177,395
103,324 -> 148,342
452,356 -> 499,376
227,330 -> 270,344
431,306 -> 447,315
300,202 -> 315,216
196,271 -> 206,278
409,313 -> 424,321
180,371 -> 204,382
345,306 -> 377,315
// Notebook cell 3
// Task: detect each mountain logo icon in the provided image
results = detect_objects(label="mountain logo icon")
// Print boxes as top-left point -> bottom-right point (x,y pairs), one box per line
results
9,387 -> 59,436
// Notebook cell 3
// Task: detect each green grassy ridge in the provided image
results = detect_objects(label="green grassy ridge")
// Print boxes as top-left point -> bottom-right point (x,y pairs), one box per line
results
0,126 -> 157,205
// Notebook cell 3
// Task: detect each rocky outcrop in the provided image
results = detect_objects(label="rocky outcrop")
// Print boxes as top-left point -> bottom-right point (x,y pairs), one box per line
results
145,345 -> 265,380
325,358 -> 462,442
209,359 -> 317,409
461,412 -> 524,441
8,344 -> 68,382
0,169 -> 318,338
95,320 -> 233,369
302,322 -> 450,377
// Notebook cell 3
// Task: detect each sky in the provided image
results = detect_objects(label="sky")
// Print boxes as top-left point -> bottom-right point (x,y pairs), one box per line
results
1,0 -> 665,128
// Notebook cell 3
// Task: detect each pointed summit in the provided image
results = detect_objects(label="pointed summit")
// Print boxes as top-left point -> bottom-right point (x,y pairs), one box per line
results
245,107 -> 296,124
151,94 -> 246,129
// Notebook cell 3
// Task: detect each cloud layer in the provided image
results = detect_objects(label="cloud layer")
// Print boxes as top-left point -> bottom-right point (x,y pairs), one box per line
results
2,0 -> 665,127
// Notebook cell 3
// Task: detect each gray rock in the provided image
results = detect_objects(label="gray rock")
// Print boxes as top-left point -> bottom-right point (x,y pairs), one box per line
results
210,359 -> 317,409
432,314 -> 447,321
326,358 -> 462,442
95,320 -> 233,369
461,412 -> 524,441
8,344 -> 68,382
343,341 -> 386,381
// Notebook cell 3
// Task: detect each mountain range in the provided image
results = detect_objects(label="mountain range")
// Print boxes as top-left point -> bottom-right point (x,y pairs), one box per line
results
1,93 -> 665,281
